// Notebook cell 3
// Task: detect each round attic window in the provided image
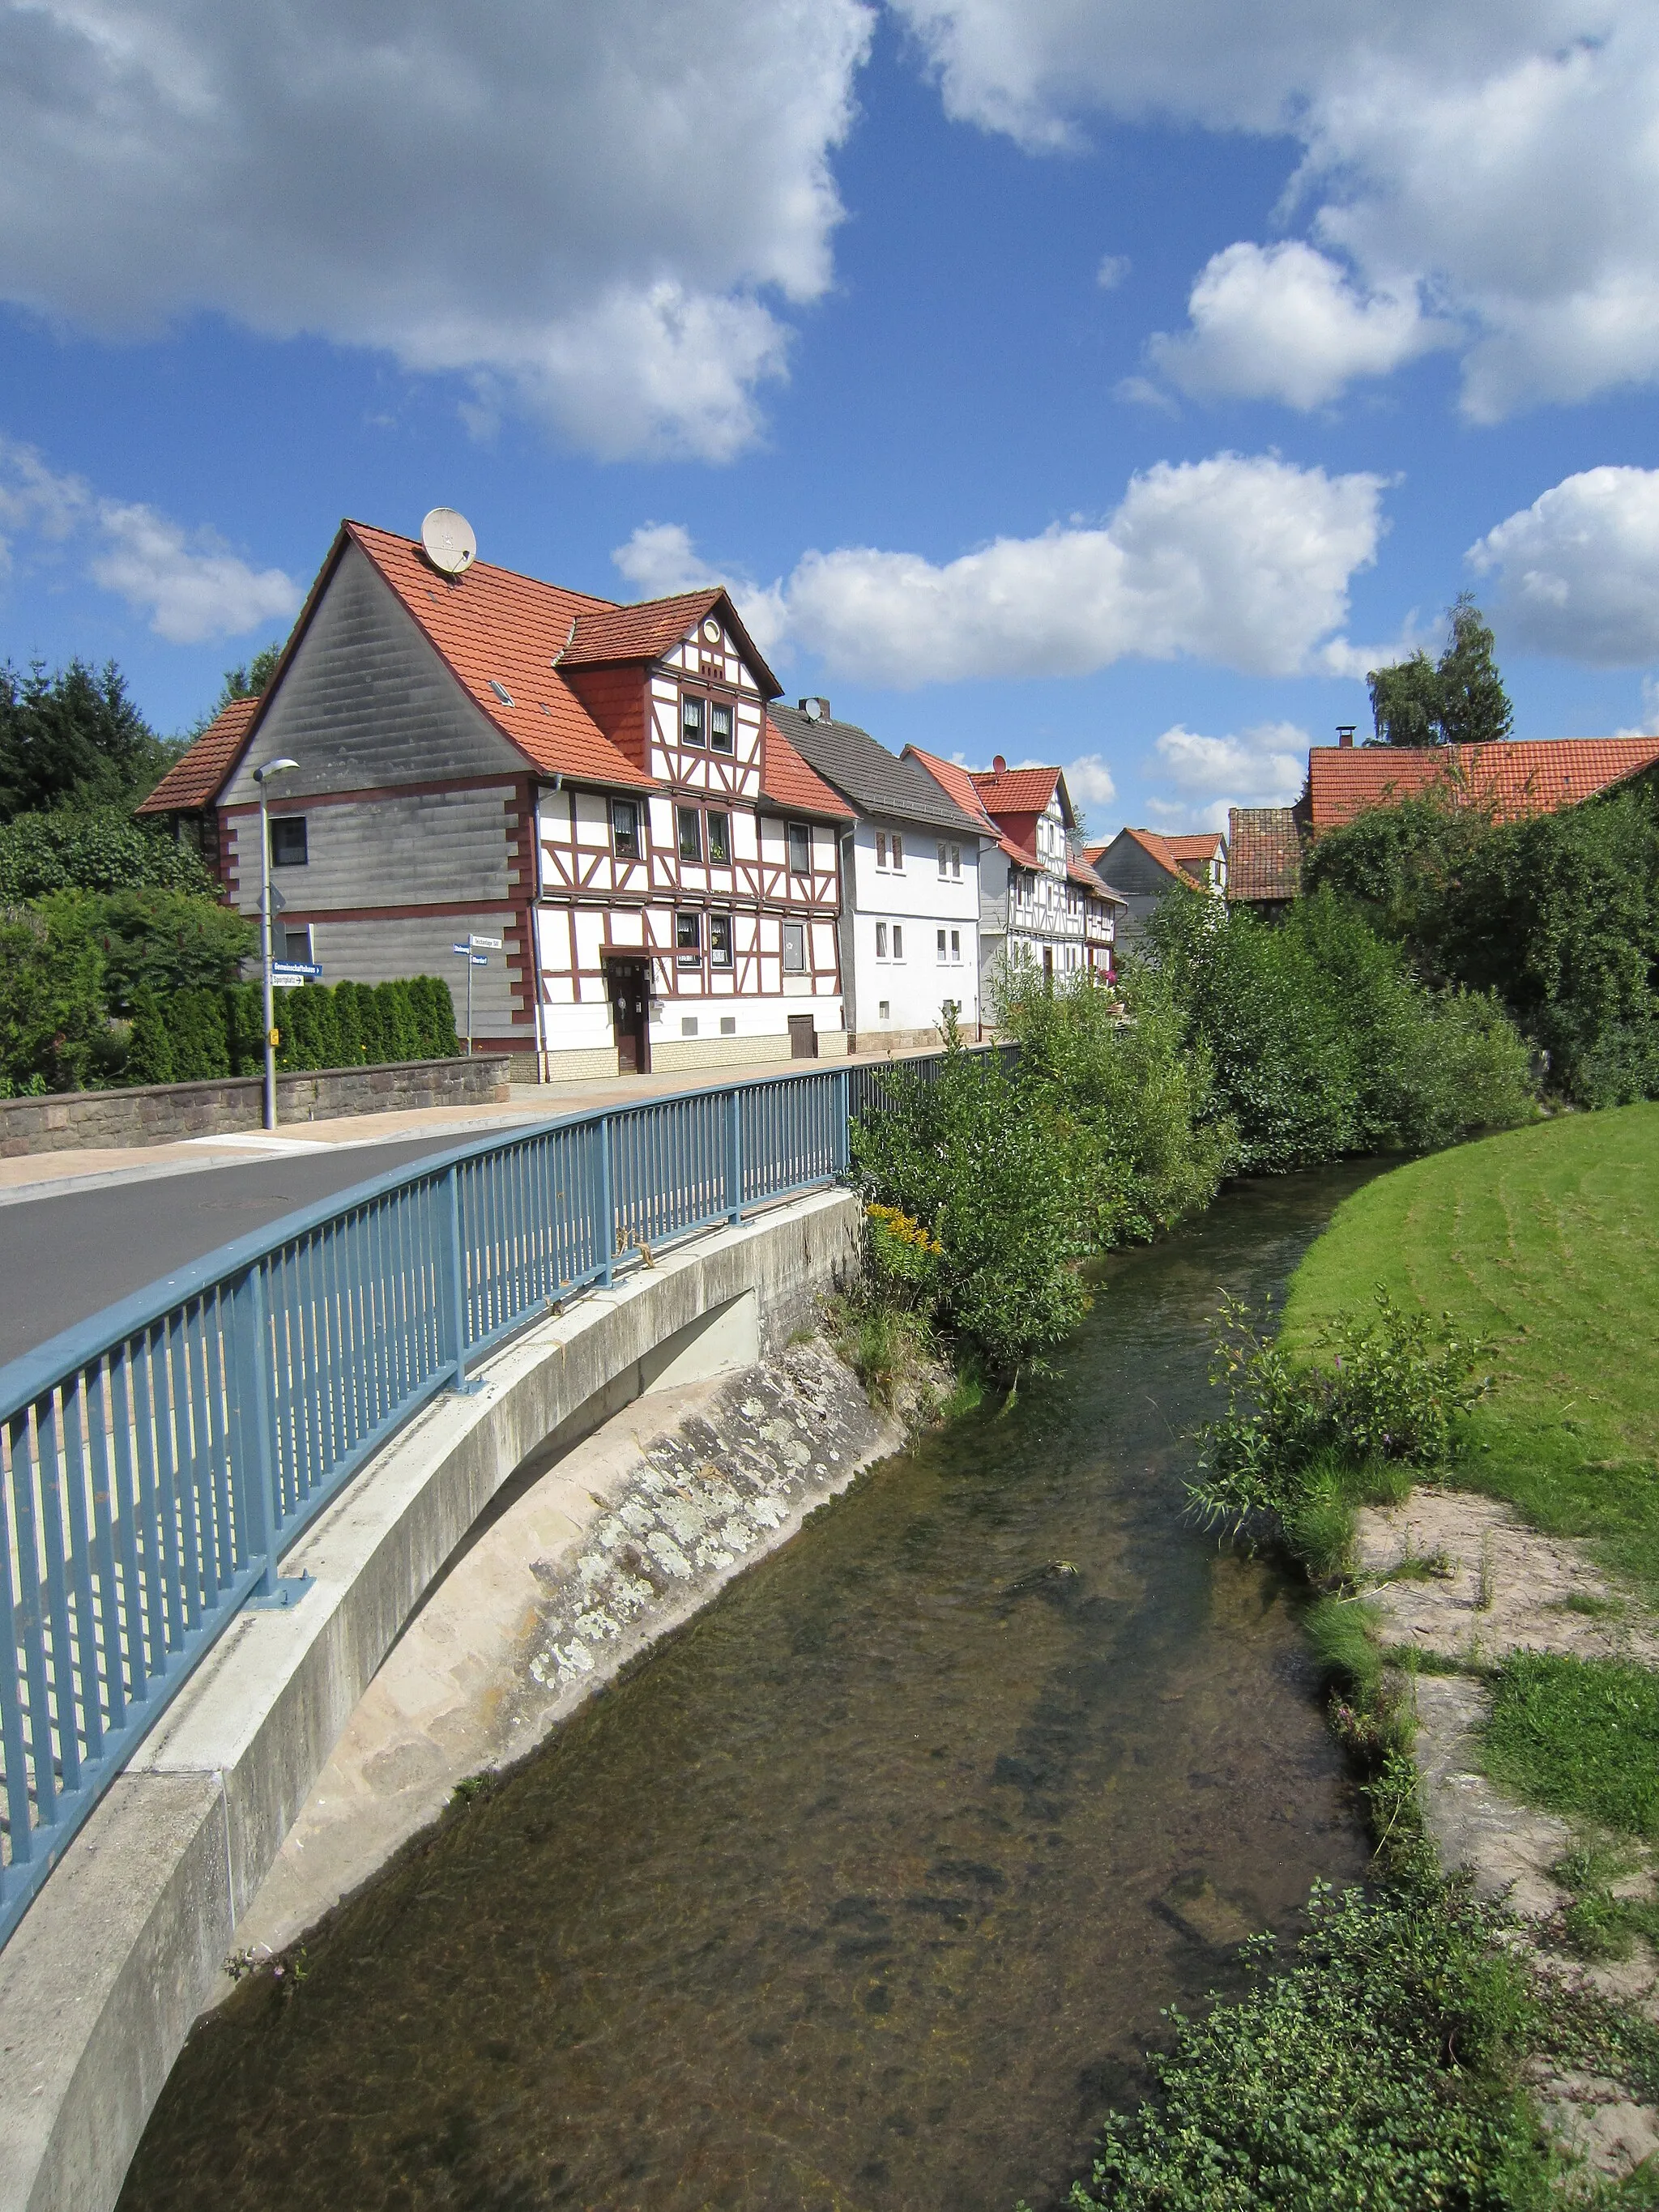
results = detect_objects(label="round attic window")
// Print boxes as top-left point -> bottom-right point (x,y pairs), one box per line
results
702,617 -> 721,642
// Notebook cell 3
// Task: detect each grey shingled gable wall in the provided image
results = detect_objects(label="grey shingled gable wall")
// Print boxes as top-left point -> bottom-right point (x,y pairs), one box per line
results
221,539 -> 527,804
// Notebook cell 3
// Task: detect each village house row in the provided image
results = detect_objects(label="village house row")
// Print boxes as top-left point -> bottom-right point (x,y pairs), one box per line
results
143,520 -> 1126,1079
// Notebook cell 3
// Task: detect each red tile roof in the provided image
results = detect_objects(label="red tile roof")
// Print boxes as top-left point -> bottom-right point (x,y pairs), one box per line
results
761,719 -> 855,820
969,765 -> 1062,816
1307,737 -> 1659,832
1226,808 -> 1303,902
1068,858 -> 1124,906
903,747 -> 1037,866
347,523 -> 656,791
1119,825 -> 1222,884
137,696 -> 260,814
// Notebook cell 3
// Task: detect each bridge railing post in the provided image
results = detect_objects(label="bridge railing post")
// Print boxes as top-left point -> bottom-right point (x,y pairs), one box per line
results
725,1086 -> 744,1225
597,1115 -> 616,1287
231,1263 -> 282,1597
834,1066 -> 852,1175
438,1166 -> 472,1390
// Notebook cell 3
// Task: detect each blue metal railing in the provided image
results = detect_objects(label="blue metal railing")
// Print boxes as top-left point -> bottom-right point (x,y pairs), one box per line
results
0,1059 -> 898,1947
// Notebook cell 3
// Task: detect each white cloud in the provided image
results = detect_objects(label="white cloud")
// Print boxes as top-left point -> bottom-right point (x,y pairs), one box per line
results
0,437 -> 299,643
1147,718 -> 1310,829
781,452 -> 1384,684
0,0 -> 873,461
1066,753 -> 1117,807
1149,242 -> 1452,409
894,1 -> 1659,419
90,504 -> 301,646
1468,467 -> 1659,666
1096,254 -> 1131,290
611,522 -> 790,664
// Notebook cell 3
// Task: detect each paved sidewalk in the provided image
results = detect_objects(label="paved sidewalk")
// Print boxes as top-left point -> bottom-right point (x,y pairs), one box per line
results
0,1047 -> 919,1206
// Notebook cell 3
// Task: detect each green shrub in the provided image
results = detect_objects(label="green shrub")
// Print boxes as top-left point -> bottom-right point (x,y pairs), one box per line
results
1068,1881 -> 1547,2212
122,983 -> 175,1086
34,887 -> 255,1008
161,987 -> 230,1080
0,906 -> 112,1093
851,1016 -> 1088,1376
374,980 -> 420,1063
1191,1288 -> 1491,1536
412,974 -> 460,1059
0,806 -> 216,901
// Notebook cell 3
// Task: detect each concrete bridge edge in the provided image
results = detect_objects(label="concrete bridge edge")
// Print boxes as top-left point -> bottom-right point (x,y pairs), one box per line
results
0,1188 -> 862,2212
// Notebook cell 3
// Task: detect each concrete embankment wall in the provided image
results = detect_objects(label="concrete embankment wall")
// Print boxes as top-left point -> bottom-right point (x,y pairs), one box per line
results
0,1188 -> 861,2212
0,1055 -> 512,1157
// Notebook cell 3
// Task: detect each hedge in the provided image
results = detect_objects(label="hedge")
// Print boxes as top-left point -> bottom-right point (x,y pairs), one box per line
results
122,974 -> 462,1085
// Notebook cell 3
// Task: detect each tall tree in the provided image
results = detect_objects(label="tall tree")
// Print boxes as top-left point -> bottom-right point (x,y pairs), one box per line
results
0,658 -> 175,822
1366,595 -> 1512,748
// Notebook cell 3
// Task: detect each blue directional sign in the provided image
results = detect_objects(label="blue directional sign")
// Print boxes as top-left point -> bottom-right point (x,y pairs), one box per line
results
271,961 -> 324,980
450,944 -> 488,965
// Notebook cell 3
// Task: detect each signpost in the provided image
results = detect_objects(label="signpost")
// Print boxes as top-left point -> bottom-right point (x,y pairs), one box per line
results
450,933 -> 502,1055
271,961 -> 324,984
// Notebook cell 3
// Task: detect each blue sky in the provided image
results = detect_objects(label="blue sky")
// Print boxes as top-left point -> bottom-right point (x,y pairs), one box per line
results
2,0 -> 1658,837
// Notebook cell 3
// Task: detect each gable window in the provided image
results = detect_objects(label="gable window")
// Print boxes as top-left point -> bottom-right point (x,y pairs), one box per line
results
710,912 -> 734,969
783,920 -> 805,973
681,695 -> 706,748
875,832 -> 887,869
677,806 -> 703,862
612,798 -> 640,859
890,832 -> 904,871
271,816 -> 308,867
937,841 -> 949,879
787,821 -> 812,876
675,911 -> 702,969
710,701 -> 734,755
706,809 -> 731,864
876,922 -> 888,960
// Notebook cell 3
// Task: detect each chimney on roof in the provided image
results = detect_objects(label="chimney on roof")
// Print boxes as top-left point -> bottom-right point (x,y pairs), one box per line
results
992,753 -> 1007,775
798,697 -> 831,723
1337,725 -> 1356,748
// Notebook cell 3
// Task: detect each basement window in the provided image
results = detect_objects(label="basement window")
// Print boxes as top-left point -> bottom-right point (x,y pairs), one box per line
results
720,1015 -> 736,1035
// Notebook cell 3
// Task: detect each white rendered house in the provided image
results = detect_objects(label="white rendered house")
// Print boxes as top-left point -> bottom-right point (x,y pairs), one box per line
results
775,701 -> 987,1051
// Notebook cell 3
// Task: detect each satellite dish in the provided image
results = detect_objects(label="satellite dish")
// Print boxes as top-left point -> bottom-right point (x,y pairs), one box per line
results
801,698 -> 822,722
421,507 -> 476,578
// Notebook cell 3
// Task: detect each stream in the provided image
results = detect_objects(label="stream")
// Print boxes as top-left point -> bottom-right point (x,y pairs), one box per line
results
118,1169 -> 1375,2212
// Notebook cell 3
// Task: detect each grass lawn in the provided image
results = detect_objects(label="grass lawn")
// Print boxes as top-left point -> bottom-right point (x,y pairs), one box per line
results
1279,1105 -> 1659,1600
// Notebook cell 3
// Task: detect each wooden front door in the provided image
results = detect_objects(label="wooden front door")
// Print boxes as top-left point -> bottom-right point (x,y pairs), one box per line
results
787,1013 -> 818,1059
608,958 -> 650,1073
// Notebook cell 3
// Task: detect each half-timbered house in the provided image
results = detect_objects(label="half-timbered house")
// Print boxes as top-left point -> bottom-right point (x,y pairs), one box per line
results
140,520 -> 851,1077
903,750 -> 1122,998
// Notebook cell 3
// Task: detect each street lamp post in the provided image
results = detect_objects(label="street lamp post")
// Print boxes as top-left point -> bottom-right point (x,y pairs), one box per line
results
253,757 -> 300,1132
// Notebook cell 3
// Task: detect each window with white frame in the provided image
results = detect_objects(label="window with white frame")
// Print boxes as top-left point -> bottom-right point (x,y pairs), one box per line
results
876,832 -> 887,869
892,923 -> 904,961
950,927 -> 962,963
937,840 -> 948,879
675,910 -> 702,968
936,927 -> 947,963
676,806 -> 702,862
710,701 -> 734,754
783,920 -> 805,972
710,912 -> 733,969
876,921 -> 889,959
680,695 -> 706,748
890,832 -> 904,871
951,844 -> 962,879
706,808 -> 731,864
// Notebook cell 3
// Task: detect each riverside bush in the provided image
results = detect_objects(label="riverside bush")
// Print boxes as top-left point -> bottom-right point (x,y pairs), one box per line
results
851,1019 -> 1088,1376
1190,1287 -> 1491,1537
1066,1880 -> 1548,2212
1144,885 -> 1534,1168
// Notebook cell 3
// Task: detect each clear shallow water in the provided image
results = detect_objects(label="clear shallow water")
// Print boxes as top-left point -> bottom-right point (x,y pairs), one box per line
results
120,1172 -> 1374,2212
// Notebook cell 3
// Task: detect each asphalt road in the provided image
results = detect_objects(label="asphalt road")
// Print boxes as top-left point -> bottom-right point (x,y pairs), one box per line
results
0,1133 -> 476,1370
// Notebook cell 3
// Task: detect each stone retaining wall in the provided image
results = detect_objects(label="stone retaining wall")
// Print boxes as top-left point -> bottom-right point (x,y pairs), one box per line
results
0,1057 -> 514,1157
